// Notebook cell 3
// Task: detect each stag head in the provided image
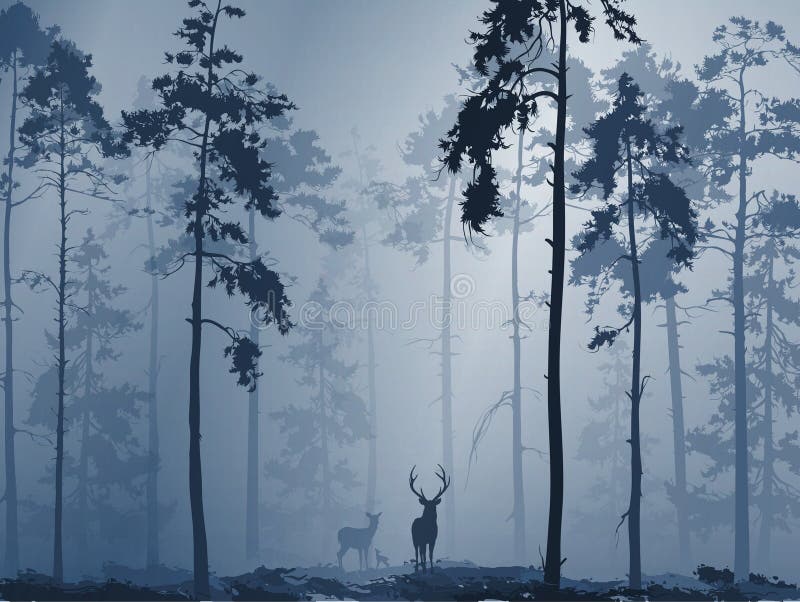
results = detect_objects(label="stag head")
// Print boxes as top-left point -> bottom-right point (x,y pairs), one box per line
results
409,464 -> 451,508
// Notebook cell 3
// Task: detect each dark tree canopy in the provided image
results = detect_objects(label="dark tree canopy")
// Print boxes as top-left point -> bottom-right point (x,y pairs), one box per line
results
122,0 -> 298,384
439,0 -> 641,234
19,39 -> 128,189
571,73 -> 698,348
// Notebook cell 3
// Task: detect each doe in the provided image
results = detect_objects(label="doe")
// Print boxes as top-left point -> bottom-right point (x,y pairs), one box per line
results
337,512 -> 382,571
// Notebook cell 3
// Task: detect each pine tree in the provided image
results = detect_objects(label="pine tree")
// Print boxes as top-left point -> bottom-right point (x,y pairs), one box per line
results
0,2 -> 57,575
439,2 -> 641,585
571,73 -> 698,588
697,18 -> 800,580
604,43 -> 731,570
122,1 -> 296,594
27,230 -> 146,575
688,193 -> 800,575
18,38 -> 127,583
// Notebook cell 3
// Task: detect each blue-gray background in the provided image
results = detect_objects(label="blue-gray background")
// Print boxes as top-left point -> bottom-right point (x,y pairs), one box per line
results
1,0 -> 798,583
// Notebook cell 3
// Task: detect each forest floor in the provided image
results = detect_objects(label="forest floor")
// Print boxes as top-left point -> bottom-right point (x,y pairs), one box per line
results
0,561 -> 798,601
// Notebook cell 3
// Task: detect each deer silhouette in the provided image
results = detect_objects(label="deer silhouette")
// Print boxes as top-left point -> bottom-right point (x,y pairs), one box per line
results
337,512 -> 382,571
375,548 -> 390,569
409,464 -> 450,573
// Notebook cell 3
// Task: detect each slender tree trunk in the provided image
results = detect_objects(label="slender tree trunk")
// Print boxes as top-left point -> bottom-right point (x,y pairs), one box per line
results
53,91 -> 67,584
511,128 -> 526,563
319,334 -> 331,527
76,265 -> 95,571
441,176 -> 456,556
145,167 -> 160,569
543,1 -> 567,587
245,208 -> 260,562
625,142 -> 643,590
351,134 -> 378,515
187,8 -> 220,596
3,51 -> 19,577
76,410 -> 90,570
363,225 -> 377,514
612,368 -> 622,522
189,200 -> 209,597
756,251 -> 775,570
665,295 -> 691,570
732,74 -> 750,583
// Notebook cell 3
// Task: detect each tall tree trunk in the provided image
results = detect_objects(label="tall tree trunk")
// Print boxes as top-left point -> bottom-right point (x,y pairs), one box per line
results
543,0 -> 567,587
188,7 -> 220,595
145,166 -> 160,569
363,225 -> 377,514
612,369 -> 622,523
77,265 -> 95,571
756,251 -> 775,570
665,295 -> 691,570
732,72 -> 750,583
189,204 -> 209,597
245,208 -> 260,562
625,142 -> 643,590
53,91 -> 67,584
510,128 -> 526,563
441,176 -> 456,556
3,50 -> 19,577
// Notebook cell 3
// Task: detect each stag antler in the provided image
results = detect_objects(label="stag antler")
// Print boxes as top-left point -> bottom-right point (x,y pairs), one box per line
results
409,465 -> 427,500
431,464 -> 451,501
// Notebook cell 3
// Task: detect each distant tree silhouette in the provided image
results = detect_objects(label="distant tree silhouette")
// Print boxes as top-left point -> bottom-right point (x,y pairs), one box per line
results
369,93 -> 465,557
575,341 -> 631,526
122,1 -> 295,595
498,138 -> 548,563
349,130 -> 381,518
571,73 -> 698,589
572,336 -> 675,575
603,44 -> 730,571
748,195 -> 800,571
116,75 -> 186,571
18,38 -> 127,583
336,127 -> 387,516
465,134 -> 549,564
268,279 -> 369,562
26,229 -> 147,576
696,17 -> 800,581
0,1 -> 57,575
248,116 -> 351,562
465,55 -> 598,563
688,193 -> 800,575
439,1 -> 640,586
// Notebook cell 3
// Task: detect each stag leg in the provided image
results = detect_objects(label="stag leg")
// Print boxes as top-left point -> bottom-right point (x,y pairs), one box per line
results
414,545 -> 419,572
337,546 -> 345,571
428,542 -> 435,572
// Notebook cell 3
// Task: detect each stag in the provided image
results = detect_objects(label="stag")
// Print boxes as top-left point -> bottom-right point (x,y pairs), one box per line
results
337,512 -> 382,571
409,464 -> 450,572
